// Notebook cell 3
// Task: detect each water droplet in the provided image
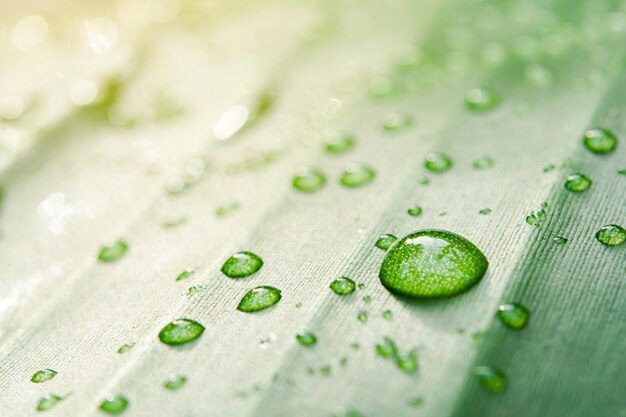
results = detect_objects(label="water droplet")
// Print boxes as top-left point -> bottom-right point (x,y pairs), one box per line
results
381,113 -> 412,132
583,128 -> 618,154
237,286 -> 282,312
97,240 -> 128,263
356,311 -> 368,323
176,268 -> 197,281
163,375 -> 186,391
595,224 -> 626,246
117,342 -> 135,354
465,87 -> 500,112
497,303 -> 529,330
158,319 -> 205,346
31,369 -> 57,383
375,337 -> 397,358
424,152 -> 452,173
340,163 -> 376,188
479,208 -> 492,215
36,394 -> 64,412
221,252 -> 263,278
319,365 -> 332,376
375,234 -> 397,250
408,396 -> 424,407
382,310 -> 393,320
553,236 -> 568,245
407,206 -> 423,217
292,167 -> 326,193
215,201 -> 240,217
472,156 -> 494,170
362,295 -> 372,303
564,173 -> 592,192
325,132 -> 355,155
379,230 -> 488,298
543,164 -> 557,173
474,366 -> 506,393
296,332 -> 317,347
418,175 -> 430,186
396,349 -> 418,374
329,277 -> 356,295
99,395 -> 128,415
618,169 -> 626,176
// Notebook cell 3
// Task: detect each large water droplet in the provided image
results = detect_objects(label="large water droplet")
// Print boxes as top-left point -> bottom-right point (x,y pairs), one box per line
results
292,167 -> 326,193
375,234 -> 397,250
158,319 -> 205,346
97,240 -> 128,263
583,128 -> 618,154
31,369 -> 57,383
329,277 -> 356,295
221,252 -> 263,278
465,87 -> 500,112
497,303 -> 529,330
237,286 -> 282,312
564,173 -> 592,192
340,163 -> 376,188
379,230 -> 488,298
99,395 -> 128,415
474,366 -> 506,393
595,224 -> 626,246
424,152 -> 452,173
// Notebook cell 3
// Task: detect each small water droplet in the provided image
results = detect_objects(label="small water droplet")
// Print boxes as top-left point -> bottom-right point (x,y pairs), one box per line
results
362,295 -> 372,303
381,113 -> 412,133
340,163 -> 376,188
407,206 -> 423,217
237,286 -> 282,312
97,240 -> 128,263
408,396 -> 424,407
465,87 -> 500,112
382,310 -> 393,320
595,224 -> 626,246
292,167 -> 326,193
356,311 -> 368,323
158,319 -> 205,346
582,128 -> 618,154
424,152 -> 452,173
99,395 -> 128,415
418,175 -> 430,186
474,366 -> 506,393
395,349 -> 418,374
564,173 -> 592,192
36,394 -> 64,412
221,252 -> 263,278
330,277 -> 356,295
379,230 -> 488,298
375,337 -> 398,358
472,156 -> 494,170
296,332 -> 317,347
31,369 -> 57,383
117,342 -> 135,354
176,268 -> 197,281
553,236 -> 568,245
375,234 -> 397,250
497,303 -> 530,330
479,208 -> 492,215
325,132 -> 355,155
163,375 -> 186,391
319,365 -> 332,376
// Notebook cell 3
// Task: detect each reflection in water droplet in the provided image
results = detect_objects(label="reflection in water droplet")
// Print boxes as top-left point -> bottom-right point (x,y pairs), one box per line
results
379,230 -> 488,298
214,105 -> 249,141
595,224 -> 625,246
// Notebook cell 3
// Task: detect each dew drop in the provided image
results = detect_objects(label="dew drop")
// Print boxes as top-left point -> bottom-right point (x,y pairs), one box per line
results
36,394 -> 64,412
340,163 -> 376,188
582,128 -> 618,154
396,349 -> 418,374
479,208 -> 492,215
99,395 -> 128,415
595,224 -> 626,246
474,366 -> 506,393
356,311 -> 368,323
424,152 -> 452,173
465,87 -> 500,112
379,230 -> 488,298
31,369 -> 57,383
97,240 -> 128,263
407,206 -> 423,217
375,337 -> 397,358
221,252 -> 263,278
237,286 -> 282,312
564,173 -> 592,192
163,375 -> 187,391
325,132 -> 355,155
375,234 -> 397,250
292,167 -> 326,193
329,277 -> 356,295
382,310 -> 393,320
553,236 -> 568,245
158,319 -> 205,346
496,303 -> 529,330
296,332 -> 317,347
